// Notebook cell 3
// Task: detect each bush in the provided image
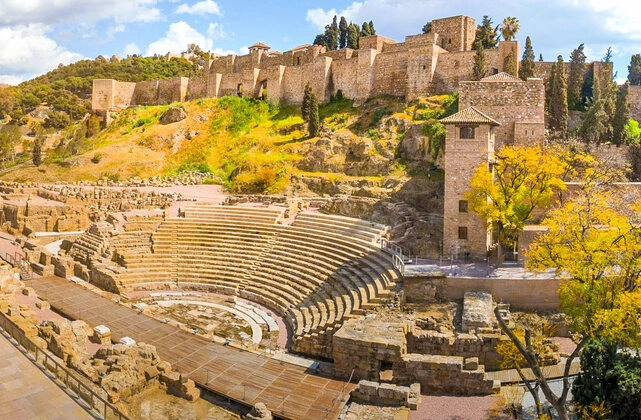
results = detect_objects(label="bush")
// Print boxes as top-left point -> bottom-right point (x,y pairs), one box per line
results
91,153 -> 102,164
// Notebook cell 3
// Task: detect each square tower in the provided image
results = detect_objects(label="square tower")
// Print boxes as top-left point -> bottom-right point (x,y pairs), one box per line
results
440,107 -> 500,259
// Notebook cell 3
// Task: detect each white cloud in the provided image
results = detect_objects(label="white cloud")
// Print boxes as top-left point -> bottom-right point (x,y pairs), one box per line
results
176,0 -> 222,16
306,8 -> 339,30
123,43 -> 141,56
146,21 -> 213,56
570,0 -> 641,39
0,24 -> 83,82
0,0 -> 163,26
207,22 -> 225,40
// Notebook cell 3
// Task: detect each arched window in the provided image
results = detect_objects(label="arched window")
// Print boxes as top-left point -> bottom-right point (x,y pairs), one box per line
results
460,126 -> 475,139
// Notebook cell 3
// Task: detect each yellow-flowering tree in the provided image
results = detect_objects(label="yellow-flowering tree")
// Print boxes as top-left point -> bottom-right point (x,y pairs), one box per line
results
500,184 -> 641,420
465,146 -> 567,257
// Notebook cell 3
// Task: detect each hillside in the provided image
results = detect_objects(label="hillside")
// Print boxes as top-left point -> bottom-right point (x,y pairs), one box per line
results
1,94 -> 455,196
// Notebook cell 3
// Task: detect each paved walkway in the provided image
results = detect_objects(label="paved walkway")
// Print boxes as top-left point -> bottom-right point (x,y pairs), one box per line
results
0,333 -> 95,420
28,275 -> 354,420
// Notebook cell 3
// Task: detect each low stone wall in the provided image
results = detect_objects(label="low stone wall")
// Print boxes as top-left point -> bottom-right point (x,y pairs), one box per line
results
395,354 -> 498,395
407,329 -> 504,371
406,275 -> 560,311
351,380 -> 421,409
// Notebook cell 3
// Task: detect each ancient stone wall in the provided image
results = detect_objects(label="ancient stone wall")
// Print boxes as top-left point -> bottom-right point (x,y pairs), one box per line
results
458,78 -> 545,147
432,50 -> 488,94
406,329 -> 504,371
373,50 -> 409,98
410,276 -> 560,310
333,319 -> 497,395
629,85 -> 641,122
430,15 -> 476,52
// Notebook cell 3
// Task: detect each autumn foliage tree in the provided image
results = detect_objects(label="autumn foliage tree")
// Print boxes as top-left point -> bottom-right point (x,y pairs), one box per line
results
514,180 -> 641,419
465,146 -> 566,257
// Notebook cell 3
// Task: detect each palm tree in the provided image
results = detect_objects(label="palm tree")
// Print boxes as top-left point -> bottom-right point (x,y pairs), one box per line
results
500,17 -> 520,41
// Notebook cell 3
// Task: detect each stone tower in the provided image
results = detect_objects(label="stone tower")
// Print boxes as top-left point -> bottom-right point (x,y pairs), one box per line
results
440,107 -> 499,260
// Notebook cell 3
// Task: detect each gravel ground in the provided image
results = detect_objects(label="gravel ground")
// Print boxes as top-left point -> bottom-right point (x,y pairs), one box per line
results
410,394 -> 506,420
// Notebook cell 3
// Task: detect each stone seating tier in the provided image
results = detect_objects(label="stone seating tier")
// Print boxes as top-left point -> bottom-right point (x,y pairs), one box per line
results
110,208 -> 400,358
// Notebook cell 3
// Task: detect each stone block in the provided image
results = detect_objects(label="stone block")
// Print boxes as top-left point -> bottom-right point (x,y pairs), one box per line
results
22,287 -> 36,296
35,300 -> 50,310
358,380 -> 379,396
464,357 -> 479,370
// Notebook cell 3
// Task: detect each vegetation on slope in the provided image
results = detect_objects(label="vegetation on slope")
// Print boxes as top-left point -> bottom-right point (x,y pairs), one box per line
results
0,93 -> 456,194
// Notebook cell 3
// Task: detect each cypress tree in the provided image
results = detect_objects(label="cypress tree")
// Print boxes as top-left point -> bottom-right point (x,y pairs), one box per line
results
360,22 -> 371,37
473,15 -> 498,49
629,54 -> 641,86
568,44 -> 587,110
368,21 -> 375,35
539,53 -> 544,62
472,42 -> 487,80
32,136 -> 43,167
301,83 -> 313,122
339,16 -> 348,49
549,55 -> 568,138
503,51 -> 517,77
308,93 -> 319,137
518,36 -> 535,80
612,83 -> 630,145
347,23 -> 359,49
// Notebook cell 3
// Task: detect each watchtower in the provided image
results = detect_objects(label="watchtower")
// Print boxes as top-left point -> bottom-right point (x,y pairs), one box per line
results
440,107 -> 499,259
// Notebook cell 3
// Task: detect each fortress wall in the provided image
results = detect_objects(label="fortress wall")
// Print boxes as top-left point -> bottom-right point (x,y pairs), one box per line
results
209,55 -> 236,74
111,81 -> 137,110
92,79 -> 114,111
431,15 -> 475,52
323,48 -> 355,61
234,52 -> 259,72
218,71 -> 255,98
330,57 -> 361,99
629,85 -> 641,121
360,35 -> 397,52
255,66 -> 284,100
281,57 -> 333,104
186,76 -> 207,100
406,45 -> 436,100
92,79 -> 137,111
157,77 -> 188,104
133,80 -> 159,106
459,78 -> 545,146
372,50 -> 409,98
382,42 -> 408,54
432,50 -> 479,94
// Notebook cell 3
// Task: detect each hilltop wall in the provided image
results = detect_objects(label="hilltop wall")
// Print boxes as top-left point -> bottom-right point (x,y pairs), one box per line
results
91,15 -> 612,112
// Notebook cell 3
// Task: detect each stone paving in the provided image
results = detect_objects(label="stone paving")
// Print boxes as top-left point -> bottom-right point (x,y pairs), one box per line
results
0,333 -> 95,420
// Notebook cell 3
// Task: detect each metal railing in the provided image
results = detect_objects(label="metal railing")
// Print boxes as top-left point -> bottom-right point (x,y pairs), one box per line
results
1,251 -> 33,280
0,312 -> 129,420
381,239 -> 409,274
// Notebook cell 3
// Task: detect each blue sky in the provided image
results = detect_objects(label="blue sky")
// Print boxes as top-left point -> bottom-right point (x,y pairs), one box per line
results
1,0 -> 640,85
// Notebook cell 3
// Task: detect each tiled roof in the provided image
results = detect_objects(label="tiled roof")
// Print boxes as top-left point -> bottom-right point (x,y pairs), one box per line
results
439,106 -> 500,125
480,72 -> 522,81
249,42 -> 270,50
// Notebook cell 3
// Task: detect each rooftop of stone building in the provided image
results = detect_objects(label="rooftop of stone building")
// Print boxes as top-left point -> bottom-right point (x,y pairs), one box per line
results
480,72 -> 523,82
439,106 -> 500,125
